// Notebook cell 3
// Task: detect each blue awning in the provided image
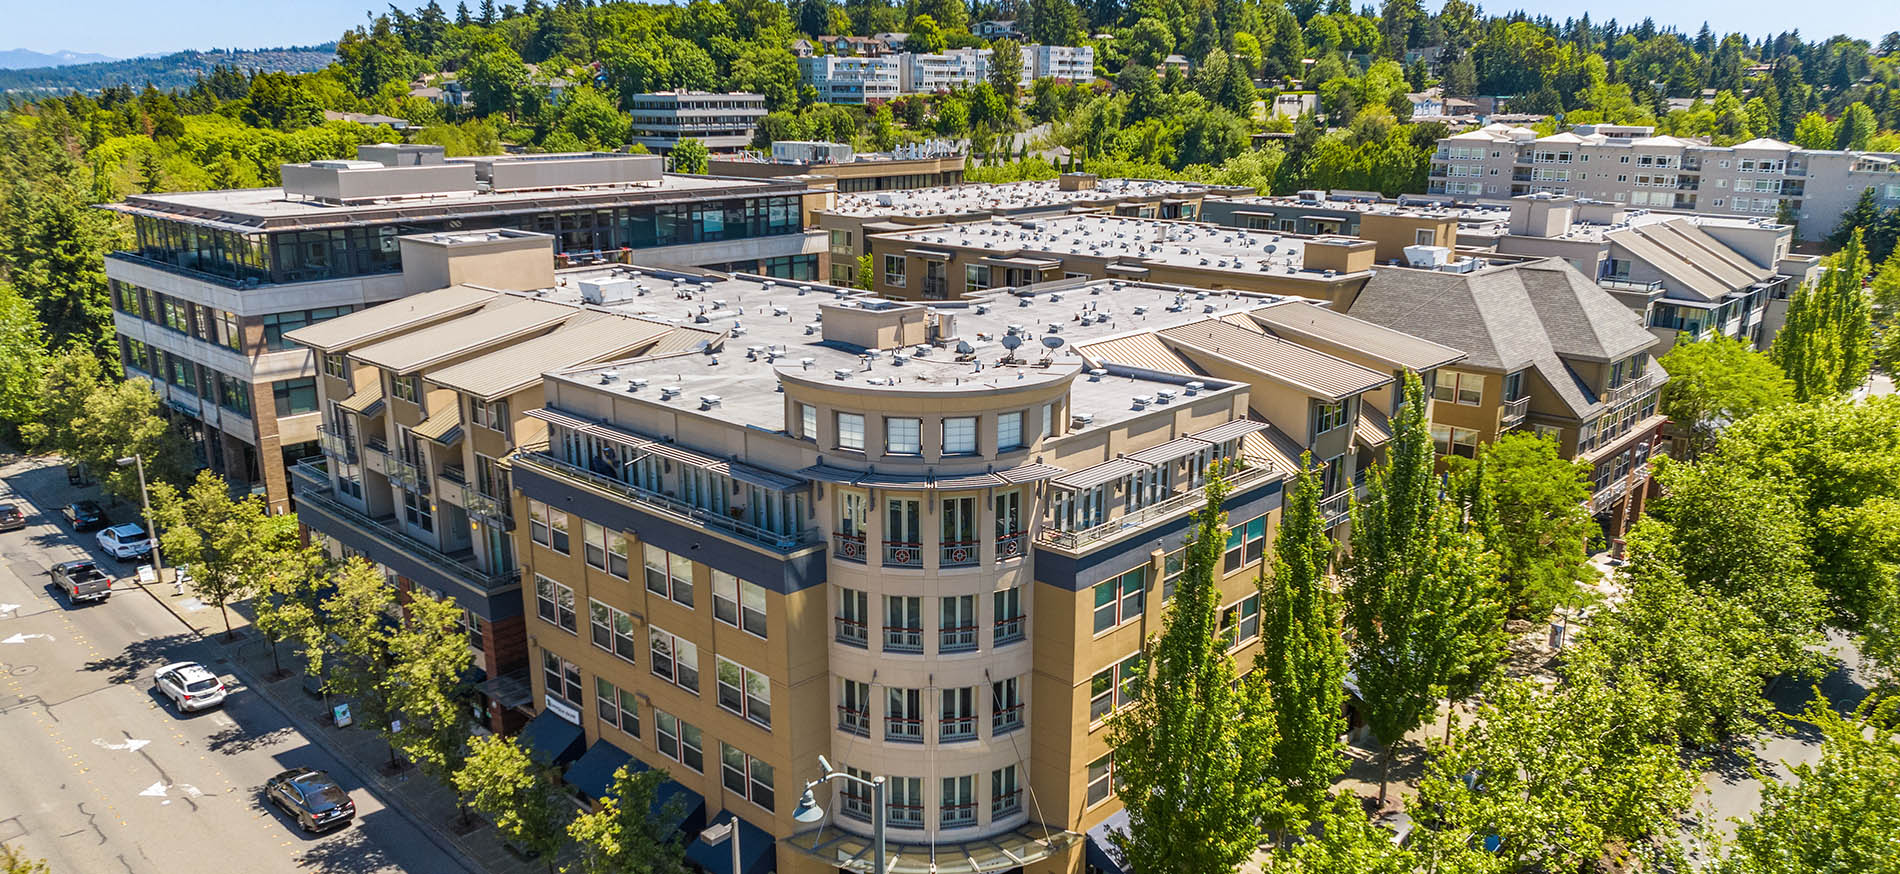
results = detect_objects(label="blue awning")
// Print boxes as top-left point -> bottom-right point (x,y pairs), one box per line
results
518,709 -> 585,768
654,777 -> 708,834
684,811 -> 776,874
1084,809 -> 1130,874
566,739 -> 635,802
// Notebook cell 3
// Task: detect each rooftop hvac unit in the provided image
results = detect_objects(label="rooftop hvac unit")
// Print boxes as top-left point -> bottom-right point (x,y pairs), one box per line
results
580,278 -> 642,305
1184,380 -> 1205,394
659,386 -> 682,400
1155,388 -> 1178,403
699,395 -> 723,409
1072,413 -> 1095,426
1131,395 -> 1153,408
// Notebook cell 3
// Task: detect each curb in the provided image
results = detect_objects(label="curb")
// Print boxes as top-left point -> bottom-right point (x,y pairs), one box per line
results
130,578 -> 486,874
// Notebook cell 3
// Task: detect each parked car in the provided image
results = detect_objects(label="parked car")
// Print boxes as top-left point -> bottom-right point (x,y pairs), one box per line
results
51,559 -> 112,603
265,769 -> 356,833
61,500 -> 106,531
153,661 -> 227,713
96,523 -> 154,562
0,503 -> 24,532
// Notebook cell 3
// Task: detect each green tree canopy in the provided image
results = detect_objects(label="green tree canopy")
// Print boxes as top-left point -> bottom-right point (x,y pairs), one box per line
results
1657,333 -> 1794,457
1260,454 -> 1348,817
1454,432 -> 1596,619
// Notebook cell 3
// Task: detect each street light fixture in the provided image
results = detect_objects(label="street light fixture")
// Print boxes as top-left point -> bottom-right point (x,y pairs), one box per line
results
792,755 -> 886,874
700,816 -> 742,874
116,455 -> 164,582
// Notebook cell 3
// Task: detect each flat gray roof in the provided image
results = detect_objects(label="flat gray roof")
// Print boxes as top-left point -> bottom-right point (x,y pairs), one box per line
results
827,178 -> 1241,219
876,214 -> 1367,281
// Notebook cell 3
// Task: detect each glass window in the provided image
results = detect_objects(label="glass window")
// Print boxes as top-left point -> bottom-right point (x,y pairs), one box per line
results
883,255 -> 906,287
594,676 -> 640,738
643,544 -> 694,607
1086,754 -> 1114,805
991,764 -> 1021,817
716,656 -> 773,728
800,403 -> 817,441
584,521 -> 607,570
720,743 -> 775,811
655,709 -> 703,772
1092,568 -> 1145,633
535,575 -> 576,633
649,626 -> 699,693
942,417 -> 976,454
837,413 -> 865,450
886,417 -> 920,454
272,378 -> 318,416
714,572 -> 769,638
996,411 -> 1023,450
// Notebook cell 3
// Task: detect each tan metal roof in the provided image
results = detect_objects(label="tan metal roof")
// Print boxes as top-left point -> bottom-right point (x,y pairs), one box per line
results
1159,319 -> 1391,401
639,326 -> 722,357
351,298 -> 579,374
1354,406 -> 1393,447
1076,332 -> 1197,374
1245,302 -> 1465,372
1243,426 -> 1305,473
412,404 -> 463,445
427,314 -> 691,400
336,382 -> 385,416
285,285 -> 498,351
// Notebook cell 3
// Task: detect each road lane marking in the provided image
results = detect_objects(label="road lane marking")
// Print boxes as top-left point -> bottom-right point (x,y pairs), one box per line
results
1,633 -> 54,644
92,738 -> 153,752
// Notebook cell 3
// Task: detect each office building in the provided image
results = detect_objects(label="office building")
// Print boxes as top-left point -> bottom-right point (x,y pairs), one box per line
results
625,91 -> 768,152
1429,122 -> 1900,236
496,268 -> 1455,872
104,146 -> 824,509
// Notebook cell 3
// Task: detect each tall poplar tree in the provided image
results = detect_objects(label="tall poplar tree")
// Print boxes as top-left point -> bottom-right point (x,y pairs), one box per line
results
1772,229 -> 1872,400
1259,454 -> 1347,817
1109,466 -> 1276,874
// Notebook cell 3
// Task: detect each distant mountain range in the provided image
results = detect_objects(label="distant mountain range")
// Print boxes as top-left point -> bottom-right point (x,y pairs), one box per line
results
0,48 -> 118,69
0,44 -> 338,94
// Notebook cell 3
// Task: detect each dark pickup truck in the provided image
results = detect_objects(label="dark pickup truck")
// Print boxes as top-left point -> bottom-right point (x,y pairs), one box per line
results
51,559 -> 113,603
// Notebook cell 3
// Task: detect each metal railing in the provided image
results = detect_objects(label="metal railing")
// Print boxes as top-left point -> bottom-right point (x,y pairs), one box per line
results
992,704 -> 1023,734
941,802 -> 978,828
883,626 -> 923,653
1605,372 -> 1659,408
995,531 -> 1026,561
463,490 -> 511,527
1597,278 -> 1665,293
1500,396 -> 1530,429
939,715 -> 978,742
1319,489 -> 1353,528
939,540 -> 979,568
833,532 -> 867,563
1041,456 -> 1276,550
838,706 -> 870,736
991,790 -> 1023,818
993,616 -> 1025,645
885,716 -> 923,743
317,426 -> 357,464
515,451 -> 816,551
883,540 -> 923,568
835,616 -> 868,648
290,459 -> 516,590
939,626 -> 978,653
361,441 -> 391,474
389,457 -> 429,495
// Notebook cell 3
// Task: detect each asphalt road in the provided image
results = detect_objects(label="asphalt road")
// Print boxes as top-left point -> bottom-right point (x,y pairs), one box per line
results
0,476 -> 468,874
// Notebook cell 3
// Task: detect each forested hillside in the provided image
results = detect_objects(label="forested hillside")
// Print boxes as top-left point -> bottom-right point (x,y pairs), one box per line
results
0,45 -> 337,93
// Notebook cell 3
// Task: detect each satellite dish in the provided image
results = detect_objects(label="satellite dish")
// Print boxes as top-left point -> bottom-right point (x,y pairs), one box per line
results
955,340 -> 976,354
1264,244 -> 1277,253
1001,334 -> 1023,350
1041,335 -> 1066,350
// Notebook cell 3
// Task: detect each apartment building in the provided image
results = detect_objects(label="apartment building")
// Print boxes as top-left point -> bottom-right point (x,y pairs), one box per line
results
865,213 -> 1380,304
898,47 -> 1032,93
1429,122 -> 1900,235
284,231 -> 726,730
1026,44 -> 1095,81
624,91 -> 768,152
1201,189 -> 1478,239
498,269 -> 1453,873
103,146 -> 824,509
799,55 -> 902,104
709,141 -> 967,194
1338,257 -> 1669,533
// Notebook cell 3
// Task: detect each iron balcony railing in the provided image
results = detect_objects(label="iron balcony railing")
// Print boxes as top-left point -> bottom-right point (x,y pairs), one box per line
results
388,457 -> 429,495
290,459 -> 516,590
885,716 -> 923,743
838,706 -> 870,737
833,532 -> 867,563
993,616 -> 1025,645
939,625 -> 978,653
991,790 -> 1023,818
463,490 -> 512,527
995,531 -> 1026,561
939,540 -> 979,568
1500,396 -> 1530,429
884,540 -> 923,568
1605,372 -> 1660,408
835,616 -> 868,648
1041,455 -> 1277,550
515,450 -> 816,552
992,704 -> 1023,734
939,715 -> 978,742
941,801 -> 978,828
883,625 -> 923,654
317,426 -> 357,464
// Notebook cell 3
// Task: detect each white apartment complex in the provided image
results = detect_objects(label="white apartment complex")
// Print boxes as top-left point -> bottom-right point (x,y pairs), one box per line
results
1431,123 -> 1900,237
807,45 -> 1095,101
1026,44 -> 1095,81
799,55 -> 901,104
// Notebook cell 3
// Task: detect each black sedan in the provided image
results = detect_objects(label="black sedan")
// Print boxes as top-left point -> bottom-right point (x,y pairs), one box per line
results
265,769 -> 356,833
0,503 -> 24,532
61,500 -> 106,531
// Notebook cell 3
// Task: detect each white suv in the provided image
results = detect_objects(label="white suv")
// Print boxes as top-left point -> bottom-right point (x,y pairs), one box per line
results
97,523 -> 153,562
154,662 -> 227,712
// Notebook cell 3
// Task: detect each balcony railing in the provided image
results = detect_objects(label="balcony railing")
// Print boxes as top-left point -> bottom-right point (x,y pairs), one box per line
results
991,790 -> 1023,818
838,706 -> 870,737
833,532 -> 867,563
940,625 -> 978,653
290,459 -> 516,590
940,540 -> 979,568
1598,278 -> 1664,293
317,426 -> 357,464
1500,396 -> 1530,429
1588,464 -> 1654,514
515,450 -> 816,552
940,715 -> 978,742
992,704 -> 1023,734
389,457 -> 429,495
941,802 -> 978,828
884,540 -> 923,568
995,531 -> 1026,561
1319,489 -> 1353,528
835,616 -> 868,648
1041,455 -> 1277,551
463,490 -> 511,527
1605,372 -> 1659,408
884,626 -> 923,654
885,716 -> 923,743
994,616 -> 1025,645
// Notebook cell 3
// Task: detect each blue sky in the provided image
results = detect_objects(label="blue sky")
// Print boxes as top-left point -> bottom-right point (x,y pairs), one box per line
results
10,0 -> 1886,60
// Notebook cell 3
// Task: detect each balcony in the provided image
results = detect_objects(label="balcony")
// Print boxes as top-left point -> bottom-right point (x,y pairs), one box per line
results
992,704 -> 1023,734
884,540 -> 923,568
388,457 -> 430,496
515,450 -> 816,552
883,625 -> 923,654
1041,455 -> 1278,551
838,706 -> 870,737
317,426 -> 357,464
1319,489 -> 1353,528
362,440 -> 390,475
886,716 -> 923,743
1500,396 -> 1530,430
463,490 -> 511,528
940,625 -> 978,653
1604,372 -> 1659,408
993,616 -> 1025,645
940,715 -> 978,742
1588,464 -> 1653,514
940,540 -> 979,568
1598,278 -> 1664,293
289,459 -> 516,591
991,790 -> 1023,819
920,277 -> 949,299
836,616 -> 868,648
833,532 -> 867,563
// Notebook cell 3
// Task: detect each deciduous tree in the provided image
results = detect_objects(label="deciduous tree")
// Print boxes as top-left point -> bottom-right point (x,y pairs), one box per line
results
1718,696 -> 1900,874
1657,333 -> 1794,457
455,735 -> 569,873
389,589 -> 477,821
1260,454 -> 1347,817
150,471 -> 288,638
0,282 -> 47,445
669,138 -> 709,174
567,765 -> 692,874
1456,433 -> 1596,619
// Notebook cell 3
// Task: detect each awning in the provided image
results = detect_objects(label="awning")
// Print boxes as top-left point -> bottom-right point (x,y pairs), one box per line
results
525,407 -> 598,433
684,811 -> 777,874
1126,436 -> 1213,465
905,248 -> 953,260
653,778 -> 708,833
799,464 -> 864,484
517,709 -> 585,768
1051,457 -> 1150,491
566,739 -> 634,802
1085,809 -> 1131,874
413,406 -> 463,446
933,472 -> 1006,489
337,384 -> 385,417
979,255 -> 1062,269
1354,407 -> 1393,448
1104,263 -> 1150,276
997,463 -> 1065,484
853,470 -> 934,489
1190,419 -> 1271,443
712,461 -> 804,491
580,421 -> 654,450
644,441 -> 722,469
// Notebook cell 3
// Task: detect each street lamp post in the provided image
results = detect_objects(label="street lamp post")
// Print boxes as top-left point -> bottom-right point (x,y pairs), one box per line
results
116,455 -> 164,582
699,816 -> 742,874
792,755 -> 886,874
